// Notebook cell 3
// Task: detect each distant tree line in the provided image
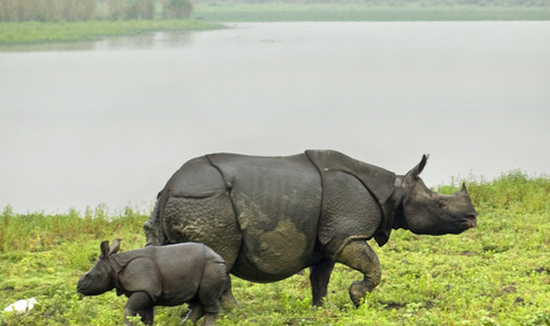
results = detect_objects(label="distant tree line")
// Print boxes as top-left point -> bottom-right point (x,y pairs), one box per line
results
195,0 -> 550,6
0,0 -> 193,22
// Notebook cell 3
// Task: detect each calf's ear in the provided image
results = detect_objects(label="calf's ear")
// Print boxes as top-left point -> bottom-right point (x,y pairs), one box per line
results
109,239 -> 121,255
100,241 -> 110,258
404,154 -> 429,185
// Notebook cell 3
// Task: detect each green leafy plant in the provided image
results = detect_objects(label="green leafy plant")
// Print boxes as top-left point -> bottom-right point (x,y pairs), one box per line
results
0,172 -> 548,325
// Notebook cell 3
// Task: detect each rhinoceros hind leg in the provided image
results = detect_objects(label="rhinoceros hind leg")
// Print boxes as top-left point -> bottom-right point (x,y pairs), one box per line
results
182,303 -> 218,326
182,303 -> 202,325
334,240 -> 381,307
309,257 -> 335,307
202,313 -> 218,326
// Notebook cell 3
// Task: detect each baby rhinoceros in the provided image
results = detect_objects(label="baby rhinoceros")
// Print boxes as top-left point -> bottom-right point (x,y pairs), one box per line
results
77,240 -> 228,326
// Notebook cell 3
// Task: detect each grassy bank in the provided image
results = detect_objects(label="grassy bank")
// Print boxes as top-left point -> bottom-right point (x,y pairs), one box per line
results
0,19 -> 221,46
0,171 -> 549,325
192,3 -> 550,22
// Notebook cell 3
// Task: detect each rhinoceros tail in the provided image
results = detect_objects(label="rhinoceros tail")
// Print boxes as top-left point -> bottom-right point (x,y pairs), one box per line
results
144,191 -> 168,246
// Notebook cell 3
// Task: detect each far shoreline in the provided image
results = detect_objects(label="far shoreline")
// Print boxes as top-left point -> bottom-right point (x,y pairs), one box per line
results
1,4 -> 549,46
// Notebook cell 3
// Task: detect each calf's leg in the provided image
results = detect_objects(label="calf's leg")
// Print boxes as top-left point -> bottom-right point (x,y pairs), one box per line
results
195,262 -> 227,326
183,303 -> 217,326
202,312 -> 218,326
182,303 -> 203,325
124,292 -> 154,325
219,277 -> 237,308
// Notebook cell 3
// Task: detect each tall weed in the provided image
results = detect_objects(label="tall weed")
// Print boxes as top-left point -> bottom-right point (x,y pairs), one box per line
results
437,170 -> 550,212
0,205 -> 147,254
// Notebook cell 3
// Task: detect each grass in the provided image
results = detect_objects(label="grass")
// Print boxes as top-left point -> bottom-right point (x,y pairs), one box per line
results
192,3 -> 550,22
0,171 -> 549,325
0,19 -> 221,46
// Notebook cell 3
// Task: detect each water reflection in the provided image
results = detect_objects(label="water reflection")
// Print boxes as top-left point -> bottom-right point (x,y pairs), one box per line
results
0,30 -> 194,52
93,31 -> 194,51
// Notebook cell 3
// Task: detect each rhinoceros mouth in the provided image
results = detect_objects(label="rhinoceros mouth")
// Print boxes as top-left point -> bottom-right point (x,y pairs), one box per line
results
461,214 -> 477,228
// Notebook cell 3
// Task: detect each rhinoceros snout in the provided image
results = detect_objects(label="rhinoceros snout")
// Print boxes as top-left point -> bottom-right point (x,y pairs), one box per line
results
464,213 -> 477,228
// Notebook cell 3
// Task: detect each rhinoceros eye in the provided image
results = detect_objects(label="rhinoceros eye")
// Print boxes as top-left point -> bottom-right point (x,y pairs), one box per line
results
438,199 -> 448,208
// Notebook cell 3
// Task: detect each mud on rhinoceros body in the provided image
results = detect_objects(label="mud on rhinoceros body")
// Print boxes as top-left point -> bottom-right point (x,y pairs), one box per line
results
144,150 -> 477,307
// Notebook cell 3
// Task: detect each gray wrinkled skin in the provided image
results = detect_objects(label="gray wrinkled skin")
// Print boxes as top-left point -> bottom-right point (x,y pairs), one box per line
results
77,240 -> 228,326
144,150 -> 477,307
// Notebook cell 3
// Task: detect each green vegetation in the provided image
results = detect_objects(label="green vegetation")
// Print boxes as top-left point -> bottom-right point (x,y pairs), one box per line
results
194,0 -> 550,4
1,0 -> 549,46
1,171 -> 549,325
0,0 -> 205,45
0,20 -> 220,45
192,2 -> 550,22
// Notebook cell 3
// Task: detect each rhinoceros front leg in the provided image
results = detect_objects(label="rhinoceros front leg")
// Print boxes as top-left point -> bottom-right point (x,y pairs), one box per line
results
334,239 -> 381,307
123,292 -> 154,325
309,257 -> 335,307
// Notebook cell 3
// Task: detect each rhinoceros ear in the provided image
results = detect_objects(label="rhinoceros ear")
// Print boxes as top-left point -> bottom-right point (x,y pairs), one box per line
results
461,182 -> 469,194
100,241 -> 110,258
109,239 -> 121,255
404,154 -> 429,185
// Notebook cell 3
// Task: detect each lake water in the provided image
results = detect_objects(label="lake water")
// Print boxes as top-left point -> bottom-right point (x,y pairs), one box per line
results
1,22 -> 549,214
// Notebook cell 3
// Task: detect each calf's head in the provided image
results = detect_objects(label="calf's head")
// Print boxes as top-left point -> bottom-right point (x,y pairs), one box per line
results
77,240 -> 120,296
396,155 -> 477,235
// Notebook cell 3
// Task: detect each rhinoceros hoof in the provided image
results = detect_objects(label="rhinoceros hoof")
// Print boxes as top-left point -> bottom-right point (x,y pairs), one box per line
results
349,281 -> 368,307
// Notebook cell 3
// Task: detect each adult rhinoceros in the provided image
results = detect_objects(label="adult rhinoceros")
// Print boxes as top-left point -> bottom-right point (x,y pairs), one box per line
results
144,150 -> 477,307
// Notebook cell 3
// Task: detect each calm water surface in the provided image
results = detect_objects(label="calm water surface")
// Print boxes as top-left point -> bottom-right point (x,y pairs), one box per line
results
1,22 -> 549,213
